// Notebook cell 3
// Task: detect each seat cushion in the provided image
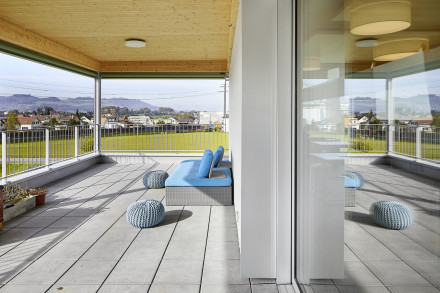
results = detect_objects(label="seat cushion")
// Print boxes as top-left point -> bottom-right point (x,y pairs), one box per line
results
165,160 -> 232,187
198,150 -> 214,178
213,146 -> 225,167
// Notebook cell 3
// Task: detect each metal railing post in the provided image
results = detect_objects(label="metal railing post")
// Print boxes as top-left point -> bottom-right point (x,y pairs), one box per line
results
416,126 -> 422,159
45,128 -> 50,168
2,132 -> 7,183
136,126 -> 139,152
388,124 -> 394,154
74,126 -> 79,159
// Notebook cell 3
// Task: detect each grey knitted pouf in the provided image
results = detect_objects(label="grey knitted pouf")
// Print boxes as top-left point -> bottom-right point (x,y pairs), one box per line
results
126,200 -> 165,228
143,170 -> 169,188
370,201 -> 414,230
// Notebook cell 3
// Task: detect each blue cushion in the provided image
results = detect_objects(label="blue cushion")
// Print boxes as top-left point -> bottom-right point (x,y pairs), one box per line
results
143,170 -> 169,188
213,146 -> 224,167
126,200 -> 165,228
165,160 -> 232,187
370,201 -> 414,230
344,176 -> 357,188
198,150 -> 214,178
344,171 -> 364,188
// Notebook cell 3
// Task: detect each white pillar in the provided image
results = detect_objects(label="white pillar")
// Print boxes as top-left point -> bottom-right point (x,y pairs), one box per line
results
386,79 -> 394,154
94,73 -> 102,154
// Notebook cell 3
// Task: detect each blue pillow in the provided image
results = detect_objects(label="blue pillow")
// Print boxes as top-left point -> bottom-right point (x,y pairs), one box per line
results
198,150 -> 214,178
213,146 -> 224,167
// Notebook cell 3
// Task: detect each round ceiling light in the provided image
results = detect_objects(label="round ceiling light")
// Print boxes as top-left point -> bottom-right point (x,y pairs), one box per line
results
373,38 -> 429,61
350,0 -> 411,36
355,39 -> 378,47
125,39 -> 146,48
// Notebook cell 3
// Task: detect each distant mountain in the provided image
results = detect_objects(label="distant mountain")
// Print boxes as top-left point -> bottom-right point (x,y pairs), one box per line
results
0,94 -> 158,112
349,94 -> 440,114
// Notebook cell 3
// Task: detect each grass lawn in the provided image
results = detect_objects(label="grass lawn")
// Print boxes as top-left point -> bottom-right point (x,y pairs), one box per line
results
0,131 -> 229,159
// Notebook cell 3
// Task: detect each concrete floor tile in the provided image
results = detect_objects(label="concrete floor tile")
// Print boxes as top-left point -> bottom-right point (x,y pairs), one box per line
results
250,279 -> 276,284
0,284 -> 51,293
9,259 -> 76,285
333,261 -> 383,286
387,285 -> 440,293
41,242 -> 92,260
251,284 -> 279,293
386,243 -> 438,261
154,259 -> 203,285
171,226 -> 207,242
347,241 -> 399,262
164,241 -> 206,260
407,261 -> 440,286
63,228 -> 105,243
57,260 -> 117,285
105,259 -> 160,285
99,227 -> 139,242
47,284 -> 101,293
365,261 -> 432,286
207,226 -> 238,242
81,241 -> 131,261
122,241 -> 168,260
202,260 -> 249,285
201,284 -> 252,293
0,260 -> 32,284
310,285 -> 339,293
49,216 -> 89,228
336,285 -> 390,293
98,284 -> 150,292
206,241 -> 240,260
149,284 -> 200,293
134,226 -> 174,242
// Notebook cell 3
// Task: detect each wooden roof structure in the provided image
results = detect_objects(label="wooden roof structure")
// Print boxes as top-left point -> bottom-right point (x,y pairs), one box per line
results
0,0 -> 239,73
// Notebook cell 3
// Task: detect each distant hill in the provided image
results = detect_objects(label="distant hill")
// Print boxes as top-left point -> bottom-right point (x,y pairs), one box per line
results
0,94 -> 158,112
349,94 -> 440,114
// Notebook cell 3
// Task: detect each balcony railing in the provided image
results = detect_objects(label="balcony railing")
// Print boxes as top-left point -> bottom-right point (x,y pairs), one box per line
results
1,123 -> 229,181
347,124 -> 440,163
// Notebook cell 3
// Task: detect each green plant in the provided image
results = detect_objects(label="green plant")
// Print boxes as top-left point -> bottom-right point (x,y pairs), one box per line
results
350,135 -> 372,151
28,186 -> 48,196
3,183 -> 29,205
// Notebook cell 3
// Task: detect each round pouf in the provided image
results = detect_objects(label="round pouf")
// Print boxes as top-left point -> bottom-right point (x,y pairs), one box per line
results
126,200 -> 165,228
344,171 -> 364,188
143,170 -> 169,189
370,201 -> 414,230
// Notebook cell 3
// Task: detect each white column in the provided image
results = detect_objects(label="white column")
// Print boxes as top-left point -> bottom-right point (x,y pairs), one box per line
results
387,78 -> 394,154
2,132 -> 7,182
94,73 -> 102,154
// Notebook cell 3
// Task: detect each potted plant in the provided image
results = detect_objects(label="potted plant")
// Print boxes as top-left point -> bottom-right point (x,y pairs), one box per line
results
28,186 -> 48,206
2,183 -> 35,222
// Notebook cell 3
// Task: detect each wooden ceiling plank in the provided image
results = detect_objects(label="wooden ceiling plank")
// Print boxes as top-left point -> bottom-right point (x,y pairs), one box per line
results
100,60 -> 227,73
0,17 -> 100,71
227,0 -> 240,72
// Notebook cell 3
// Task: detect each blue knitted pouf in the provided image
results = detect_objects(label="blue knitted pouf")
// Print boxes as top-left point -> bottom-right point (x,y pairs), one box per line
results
143,170 -> 169,188
344,171 -> 364,188
126,200 -> 165,228
370,201 -> 414,230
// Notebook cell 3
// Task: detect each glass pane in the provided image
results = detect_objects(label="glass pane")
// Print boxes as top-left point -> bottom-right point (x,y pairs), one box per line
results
296,0 -> 440,289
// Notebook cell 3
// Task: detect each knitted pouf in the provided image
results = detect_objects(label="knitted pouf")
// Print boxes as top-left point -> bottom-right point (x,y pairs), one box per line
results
143,170 -> 169,188
344,171 -> 364,188
370,201 -> 414,230
126,200 -> 165,228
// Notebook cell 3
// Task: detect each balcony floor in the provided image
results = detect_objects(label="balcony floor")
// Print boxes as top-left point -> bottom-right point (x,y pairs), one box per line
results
0,159 -> 278,293
307,163 -> 440,293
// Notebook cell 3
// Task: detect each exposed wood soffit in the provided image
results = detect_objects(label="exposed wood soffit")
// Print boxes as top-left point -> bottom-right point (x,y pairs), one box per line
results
227,0 -> 240,72
0,17 -> 100,71
100,60 -> 227,73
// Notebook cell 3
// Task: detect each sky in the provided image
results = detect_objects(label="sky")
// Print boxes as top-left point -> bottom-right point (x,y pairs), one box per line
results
0,52 -> 228,112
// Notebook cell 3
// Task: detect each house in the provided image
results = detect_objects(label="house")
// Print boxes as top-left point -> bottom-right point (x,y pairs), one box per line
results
198,111 -> 225,124
128,115 -> 151,125
17,115 -> 41,130
153,117 -> 176,125
177,118 -> 194,124
344,116 -> 360,130
0,118 -> 6,130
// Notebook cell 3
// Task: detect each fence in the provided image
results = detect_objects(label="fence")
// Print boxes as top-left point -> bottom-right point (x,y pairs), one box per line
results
1,123 -> 228,181
1,125 -> 94,181
101,123 -> 228,153
347,124 -> 440,163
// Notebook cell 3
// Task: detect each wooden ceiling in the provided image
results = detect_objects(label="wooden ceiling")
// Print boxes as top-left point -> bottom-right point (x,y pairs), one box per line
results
0,0 -> 239,73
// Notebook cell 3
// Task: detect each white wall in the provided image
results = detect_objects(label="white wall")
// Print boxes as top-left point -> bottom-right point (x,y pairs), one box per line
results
230,0 -> 278,278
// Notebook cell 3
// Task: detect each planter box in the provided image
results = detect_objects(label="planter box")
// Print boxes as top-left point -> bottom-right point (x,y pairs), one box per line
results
3,197 -> 36,222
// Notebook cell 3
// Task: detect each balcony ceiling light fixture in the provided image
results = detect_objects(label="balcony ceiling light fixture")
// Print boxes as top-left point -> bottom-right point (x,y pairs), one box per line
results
350,0 -> 411,35
125,39 -> 146,48
373,38 -> 429,61
355,39 -> 378,47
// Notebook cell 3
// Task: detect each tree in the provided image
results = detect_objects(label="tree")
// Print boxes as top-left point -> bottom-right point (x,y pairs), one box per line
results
4,112 -> 20,130
67,118 -> 80,126
75,109 -> 81,119
156,120 -> 165,125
